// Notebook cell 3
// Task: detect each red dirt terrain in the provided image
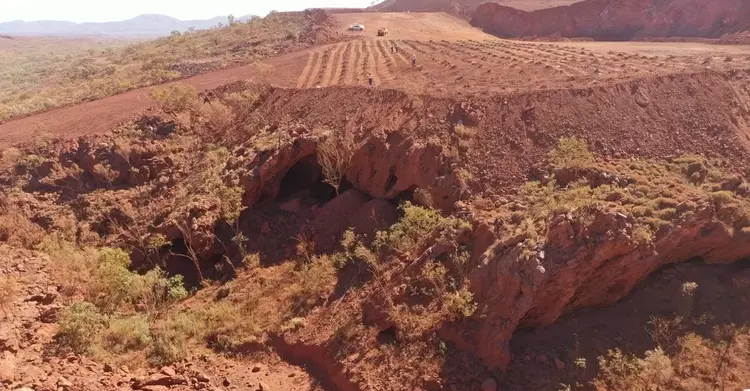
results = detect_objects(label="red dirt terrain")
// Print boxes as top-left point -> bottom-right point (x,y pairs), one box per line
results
472,0 -> 750,40
2,11 -> 750,147
2,9 -> 750,391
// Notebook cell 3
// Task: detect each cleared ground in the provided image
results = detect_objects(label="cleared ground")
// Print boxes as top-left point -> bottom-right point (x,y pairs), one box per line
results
333,12 -> 497,40
498,0 -> 581,10
555,40 -> 750,56
2,12 -> 750,146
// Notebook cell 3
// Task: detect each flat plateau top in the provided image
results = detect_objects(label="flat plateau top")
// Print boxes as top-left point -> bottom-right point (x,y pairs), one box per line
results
333,12 -> 498,40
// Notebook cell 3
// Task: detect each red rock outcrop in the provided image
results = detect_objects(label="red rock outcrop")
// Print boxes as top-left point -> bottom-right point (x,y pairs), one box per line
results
463,204 -> 750,368
471,0 -> 750,39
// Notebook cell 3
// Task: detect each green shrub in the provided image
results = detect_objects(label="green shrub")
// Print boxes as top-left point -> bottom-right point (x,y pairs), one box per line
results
374,202 -> 470,255
89,248 -> 134,313
654,198 -> 679,209
711,191 -> 735,207
57,301 -> 106,354
131,268 -> 188,314
594,348 -> 673,391
103,315 -> 152,353
549,137 -> 594,169
202,302 -> 262,351
443,287 -> 477,320
148,331 -> 187,366
42,242 -> 187,314
150,83 -> 198,113
655,208 -> 677,220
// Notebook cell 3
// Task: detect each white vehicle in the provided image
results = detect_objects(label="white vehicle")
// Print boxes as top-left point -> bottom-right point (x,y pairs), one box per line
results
348,23 -> 365,32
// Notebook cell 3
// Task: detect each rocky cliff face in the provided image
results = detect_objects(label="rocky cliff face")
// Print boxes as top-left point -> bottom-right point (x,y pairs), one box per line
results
471,0 -> 750,39
466,201 -> 750,368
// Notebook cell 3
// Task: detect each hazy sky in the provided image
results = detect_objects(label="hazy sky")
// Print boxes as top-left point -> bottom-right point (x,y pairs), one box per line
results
0,0 -> 375,23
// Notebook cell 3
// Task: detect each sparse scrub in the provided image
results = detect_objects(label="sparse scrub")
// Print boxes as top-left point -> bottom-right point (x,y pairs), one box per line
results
103,315 -> 153,353
549,137 -> 594,169
0,13 -> 314,120
40,240 -> 187,314
646,316 -> 683,351
148,329 -> 189,366
677,282 -> 698,318
0,276 -> 19,318
373,202 -> 471,255
454,124 -> 477,154
150,83 -> 199,114
594,348 -> 674,391
342,204 -> 475,340
443,287 -> 478,320
0,147 -> 24,173
0,209 -> 46,249
56,301 -> 107,354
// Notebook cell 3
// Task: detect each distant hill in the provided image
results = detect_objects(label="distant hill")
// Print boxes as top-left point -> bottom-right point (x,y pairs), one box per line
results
0,14 -> 257,37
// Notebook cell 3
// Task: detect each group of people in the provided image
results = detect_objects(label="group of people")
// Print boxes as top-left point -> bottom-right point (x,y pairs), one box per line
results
366,45 -> 417,86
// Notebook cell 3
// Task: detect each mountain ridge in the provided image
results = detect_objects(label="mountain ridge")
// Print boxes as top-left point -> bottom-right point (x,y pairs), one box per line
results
0,13 -> 257,37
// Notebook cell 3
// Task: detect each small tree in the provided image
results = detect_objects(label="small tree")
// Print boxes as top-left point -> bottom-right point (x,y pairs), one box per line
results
174,220 -> 205,283
227,14 -> 236,26
317,130 -> 359,195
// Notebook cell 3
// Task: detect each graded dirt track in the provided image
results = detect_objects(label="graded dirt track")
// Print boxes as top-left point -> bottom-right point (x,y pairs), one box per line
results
1,12 -> 750,147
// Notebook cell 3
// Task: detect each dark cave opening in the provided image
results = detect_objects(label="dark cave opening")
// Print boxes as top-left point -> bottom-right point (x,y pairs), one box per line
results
277,154 -> 352,204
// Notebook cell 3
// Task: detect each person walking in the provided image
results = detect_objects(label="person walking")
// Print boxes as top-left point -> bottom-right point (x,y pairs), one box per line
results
412,55 -> 417,68
368,73 -> 373,86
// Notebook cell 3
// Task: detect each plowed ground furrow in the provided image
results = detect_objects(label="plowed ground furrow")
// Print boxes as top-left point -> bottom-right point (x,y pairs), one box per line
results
330,42 -> 349,86
463,43 -> 530,63
376,40 -> 399,70
432,42 -> 484,65
391,40 -> 413,65
432,42 -> 496,81
322,42 -> 345,87
402,40 -> 430,56
341,42 -> 357,85
364,40 -> 383,85
510,46 -> 588,76
526,46 -> 618,74
374,40 -> 397,82
311,46 -> 335,87
394,41 -> 433,72
302,50 -> 323,88
405,41 -> 444,63
356,40 -> 368,85
458,42 -> 507,61
474,44 -> 576,77
404,41 -> 466,78
296,51 -> 318,89
378,42 -> 402,80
